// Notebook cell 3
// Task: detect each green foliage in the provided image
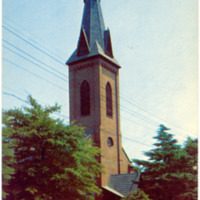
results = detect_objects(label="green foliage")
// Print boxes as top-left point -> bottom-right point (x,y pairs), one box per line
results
133,125 -> 198,200
2,96 -> 103,200
2,115 -> 16,199
123,189 -> 151,200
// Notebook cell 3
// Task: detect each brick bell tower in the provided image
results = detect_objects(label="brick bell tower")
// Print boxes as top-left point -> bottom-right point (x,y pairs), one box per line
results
66,0 -> 136,198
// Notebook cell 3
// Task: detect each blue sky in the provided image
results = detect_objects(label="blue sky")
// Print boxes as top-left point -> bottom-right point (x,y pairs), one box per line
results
2,0 -> 198,160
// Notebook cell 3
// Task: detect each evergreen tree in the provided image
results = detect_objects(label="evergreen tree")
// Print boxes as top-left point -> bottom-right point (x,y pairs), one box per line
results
122,189 -> 151,200
2,114 -> 16,199
177,137 -> 198,200
2,96 -> 103,200
133,125 -> 197,200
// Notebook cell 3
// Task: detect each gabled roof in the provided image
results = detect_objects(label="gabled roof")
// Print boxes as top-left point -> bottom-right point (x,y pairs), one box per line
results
66,0 -> 120,67
108,173 -> 140,196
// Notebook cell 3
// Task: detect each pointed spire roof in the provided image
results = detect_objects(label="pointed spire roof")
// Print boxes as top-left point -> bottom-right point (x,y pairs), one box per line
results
67,0 -> 120,67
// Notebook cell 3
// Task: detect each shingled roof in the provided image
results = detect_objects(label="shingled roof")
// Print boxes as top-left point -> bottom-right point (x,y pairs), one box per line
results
108,173 -> 140,196
66,0 -> 120,67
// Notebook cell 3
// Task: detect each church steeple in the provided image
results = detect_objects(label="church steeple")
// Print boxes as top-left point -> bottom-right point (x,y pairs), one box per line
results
66,1 -> 134,196
67,0 -> 119,66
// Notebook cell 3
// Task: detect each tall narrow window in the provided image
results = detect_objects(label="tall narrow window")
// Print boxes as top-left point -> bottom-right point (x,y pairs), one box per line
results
80,80 -> 90,116
106,82 -> 113,117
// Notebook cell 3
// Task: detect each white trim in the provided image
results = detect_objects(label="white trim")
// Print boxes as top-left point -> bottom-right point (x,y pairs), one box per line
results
102,186 -> 124,198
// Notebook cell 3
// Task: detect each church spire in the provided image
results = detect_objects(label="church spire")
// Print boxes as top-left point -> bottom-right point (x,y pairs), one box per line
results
81,0 -> 105,50
67,0 -> 119,66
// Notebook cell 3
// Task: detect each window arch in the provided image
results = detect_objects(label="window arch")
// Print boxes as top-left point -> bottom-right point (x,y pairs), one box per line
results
107,137 -> 114,147
80,80 -> 90,116
106,82 -> 113,117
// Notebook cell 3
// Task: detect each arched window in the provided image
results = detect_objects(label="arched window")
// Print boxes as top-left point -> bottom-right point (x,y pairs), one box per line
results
107,137 -> 114,147
80,80 -> 90,116
106,82 -> 113,117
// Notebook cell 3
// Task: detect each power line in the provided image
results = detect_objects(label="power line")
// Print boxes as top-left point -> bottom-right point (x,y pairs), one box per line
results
2,40 -> 154,128
2,86 -> 69,115
120,89 -> 189,131
3,45 -> 67,82
3,90 -> 70,123
3,25 -> 65,66
3,57 -> 67,92
4,82 -> 191,148
2,81 -> 189,141
2,85 -> 156,133
2,44 -> 155,129
3,16 -> 65,61
3,92 -> 29,105
3,18 -> 194,135
120,105 -> 158,127
5,83 -> 154,132
2,50 -> 188,137
2,86 -> 26,96
120,96 -> 191,135
68,81 -> 188,137
3,39 -> 67,79
64,80 -> 159,130
3,46 -> 190,138
2,25 -> 194,138
120,136 -> 152,148
2,92 -> 153,149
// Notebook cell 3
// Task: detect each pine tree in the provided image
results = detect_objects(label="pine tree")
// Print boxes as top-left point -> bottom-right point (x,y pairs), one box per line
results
2,96 -> 103,200
177,137 -> 198,200
2,114 -> 16,199
133,125 -> 197,200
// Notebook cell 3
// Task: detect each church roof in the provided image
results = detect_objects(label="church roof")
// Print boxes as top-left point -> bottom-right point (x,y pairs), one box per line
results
108,173 -> 140,196
66,0 -> 120,67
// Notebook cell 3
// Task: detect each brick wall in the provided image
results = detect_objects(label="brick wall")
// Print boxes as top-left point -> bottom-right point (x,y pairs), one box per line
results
68,57 -> 130,188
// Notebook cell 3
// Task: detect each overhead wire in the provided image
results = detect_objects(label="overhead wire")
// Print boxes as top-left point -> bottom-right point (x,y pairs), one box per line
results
120,91 -> 188,131
3,18 -> 194,132
3,14 -> 195,163
66,80 -> 189,138
120,96 -> 191,136
3,57 -> 67,92
2,23 -> 194,138
2,90 -> 70,124
3,39 -> 67,79
2,84 -> 156,133
2,49 -> 189,138
3,45 -> 68,82
2,91 -> 153,149
2,41 -> 157,130
3,25 -> 65,66
3,16 -> 65,61
3,92 -> 29,105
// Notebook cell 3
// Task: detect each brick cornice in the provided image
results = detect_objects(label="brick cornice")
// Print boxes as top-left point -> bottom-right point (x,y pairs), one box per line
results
101,62 -> 118,75
69,62 -> 95,72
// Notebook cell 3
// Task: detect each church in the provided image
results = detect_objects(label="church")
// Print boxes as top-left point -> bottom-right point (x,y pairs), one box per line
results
66,0 -> 140,199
